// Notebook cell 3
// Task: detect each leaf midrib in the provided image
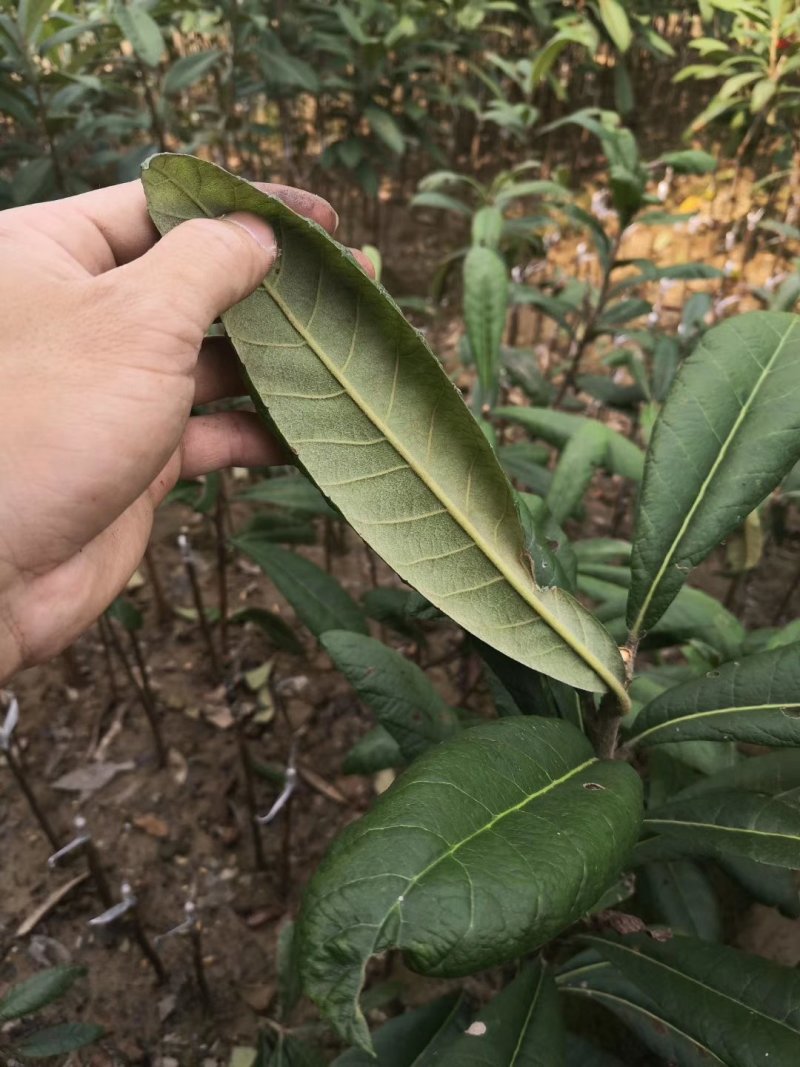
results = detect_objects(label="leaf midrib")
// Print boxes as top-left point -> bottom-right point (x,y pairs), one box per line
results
643,816 -> 800,844
561,984 -> 725,1064
630,318 -> 799,637
632,701 -> 800,746
585,936 -> 800,1041
510,964 -> 545,1066
261,278 -> 627,704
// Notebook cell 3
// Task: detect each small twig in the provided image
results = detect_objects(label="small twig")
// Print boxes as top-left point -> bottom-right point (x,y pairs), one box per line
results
233,700 -> 268,871
178,530 -> 222,682
214,480 -> 229,663
104,618 -> 166,767
127,629 -> 167,768
257,739 -> 298,900
1,696 -> 61,850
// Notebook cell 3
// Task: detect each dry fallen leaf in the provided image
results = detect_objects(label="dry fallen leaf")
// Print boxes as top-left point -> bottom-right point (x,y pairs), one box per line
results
52,761 -> 134,795
133,813 -> 170,839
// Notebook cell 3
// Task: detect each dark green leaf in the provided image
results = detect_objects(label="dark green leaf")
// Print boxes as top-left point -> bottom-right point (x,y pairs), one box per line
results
231,540 -> 368,638
107,596 -> 142,632
238,474 -> 337,518
163,49 -> 223,94
628,312 -> 800,637
643,791 -> 800,867
436,959 -> 564,1066
582,932 -> 800,1066
331,992 -> 467,1066
628,644 -> 800,748
342,725 -> 403,775
0,967 -> 86,1021
640,860 -> 722,940
228,607 -> 304,654
13,1021 -> 104,1057
322,631 -> 460,760
297,717 -> 642,1050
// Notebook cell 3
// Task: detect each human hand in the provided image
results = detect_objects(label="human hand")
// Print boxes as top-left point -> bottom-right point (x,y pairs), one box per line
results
0,177 -> 367,681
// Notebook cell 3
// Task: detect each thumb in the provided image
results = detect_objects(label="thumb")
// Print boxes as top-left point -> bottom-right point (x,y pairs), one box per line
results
119,212 -> 278,334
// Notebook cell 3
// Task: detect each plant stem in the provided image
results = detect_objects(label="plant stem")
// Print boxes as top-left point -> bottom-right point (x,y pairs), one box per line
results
235,718 -> 267,871
179,532 -> 223,682
143,545 -> 170,625
97,616 -> 120,705
189,922 -> 212,1009
4,745 -> 61,850
554,230 -> 622,406
105,619 -> 167,767
214,482 -> 229,664
127,630 -> 167,768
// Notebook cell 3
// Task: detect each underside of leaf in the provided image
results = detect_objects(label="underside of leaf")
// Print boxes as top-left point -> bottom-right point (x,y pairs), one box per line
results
142,154 -> 627,704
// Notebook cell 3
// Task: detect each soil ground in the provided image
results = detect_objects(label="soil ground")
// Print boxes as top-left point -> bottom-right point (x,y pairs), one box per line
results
2,168 -> 800,1066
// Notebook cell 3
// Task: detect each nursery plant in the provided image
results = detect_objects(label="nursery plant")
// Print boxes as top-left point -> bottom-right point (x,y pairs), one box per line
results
140,152 -> 800,1064
0,966 -> 103,1060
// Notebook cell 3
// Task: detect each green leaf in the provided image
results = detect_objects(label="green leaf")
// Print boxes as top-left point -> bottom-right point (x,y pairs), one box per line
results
228,607 -> 304,654
331,992 -> 468,1066
657,149 -> 717,174
627,312 -> 800,637
342,725 -> 403,775
143,154 -> 628,703
364,106 -> 405,155
238,474 -> 337,518
675,749 -> 800,801
463,246 -> 508,397
436,959 -> 564,1066
639,860 -> 722,940
498,444 -> 552,497
565,1034 -> 625,1066
471,205 -> 504,250
411,191 -> 472,216
231,540 -> 367,639
546,421 -> 607,525
643,791 -> 800,867
598,0 -> 632,52
716,854 -> 800,918
163,49 -> 223,94
0,967 -> 87,1021
238,512 -> 317,545
751,77 -> 777,112
297,717 -> 642,1050
628,643 -> 800,748
13,1022 -> 104,1057
581,932 -> 800,1066
362,587 -> 425,641
495,408 -> 643,482
321,630 -> 461,760
107,595 -> 142,632
112,1 -> 164,67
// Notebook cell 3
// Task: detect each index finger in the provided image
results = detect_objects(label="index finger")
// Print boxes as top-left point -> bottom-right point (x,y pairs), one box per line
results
8,175 -> 339,273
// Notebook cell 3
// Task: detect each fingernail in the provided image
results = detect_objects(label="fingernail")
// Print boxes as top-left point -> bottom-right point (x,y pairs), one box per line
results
331,206 -> 340,233
220,212 -> 277,255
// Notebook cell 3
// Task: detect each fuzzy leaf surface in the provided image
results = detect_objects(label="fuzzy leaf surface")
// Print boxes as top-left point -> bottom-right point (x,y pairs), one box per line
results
143,154 -> 626,699
296,717 -> 642,1050
627,312 -> 800,636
